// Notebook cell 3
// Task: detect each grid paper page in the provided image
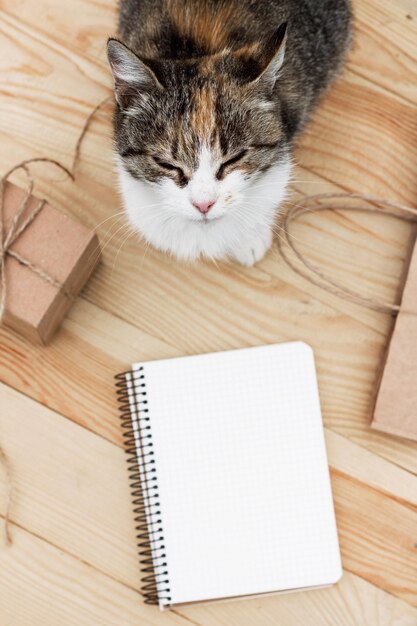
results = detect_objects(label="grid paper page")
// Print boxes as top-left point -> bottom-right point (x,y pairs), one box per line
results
131,341 -> 341,608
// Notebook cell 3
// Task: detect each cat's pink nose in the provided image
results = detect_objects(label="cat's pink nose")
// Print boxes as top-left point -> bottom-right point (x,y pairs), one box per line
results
192,200 -> 215,214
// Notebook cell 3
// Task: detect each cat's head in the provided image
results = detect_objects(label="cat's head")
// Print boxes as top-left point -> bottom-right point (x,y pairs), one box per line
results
107,24 -> 292,259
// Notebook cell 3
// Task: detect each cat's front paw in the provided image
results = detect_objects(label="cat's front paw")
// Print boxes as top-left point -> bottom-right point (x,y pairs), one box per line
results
231,228 -> 273,267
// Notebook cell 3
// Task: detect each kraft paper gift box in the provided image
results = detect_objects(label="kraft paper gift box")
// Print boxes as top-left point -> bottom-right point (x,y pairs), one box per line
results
0,181 -> 100,345
371,236 -> 417,441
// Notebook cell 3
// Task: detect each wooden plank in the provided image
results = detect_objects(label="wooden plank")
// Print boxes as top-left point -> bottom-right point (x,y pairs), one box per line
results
0,382 -> 141,588
0,0 -> 117,63
0,298 -> 177,445
325,429 -> 417,507
351,0 -> 417,105
1,383 -> 417,608
0,526 -> 190,626
332,469 -> 417,607
299,78 -> 417,201
181,572 -> 417,626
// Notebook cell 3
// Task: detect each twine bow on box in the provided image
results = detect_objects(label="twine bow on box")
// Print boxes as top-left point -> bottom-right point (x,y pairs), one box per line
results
0,158 -> 75,323
0,97 -> 111,325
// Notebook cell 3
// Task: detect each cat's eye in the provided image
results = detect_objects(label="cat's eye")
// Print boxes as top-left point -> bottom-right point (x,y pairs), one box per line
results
216,150 -> 248,180
153,156 -> 185,177
153,157 -> 177,171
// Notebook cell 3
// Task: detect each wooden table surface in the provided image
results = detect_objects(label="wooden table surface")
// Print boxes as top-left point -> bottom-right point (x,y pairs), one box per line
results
1,1 -> 417,624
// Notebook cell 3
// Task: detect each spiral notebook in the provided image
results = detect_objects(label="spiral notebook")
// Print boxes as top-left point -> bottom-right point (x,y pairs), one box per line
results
116,341 -> 341,609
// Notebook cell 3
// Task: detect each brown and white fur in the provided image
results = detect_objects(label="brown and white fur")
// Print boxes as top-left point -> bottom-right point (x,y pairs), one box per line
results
107,0 -> 352,265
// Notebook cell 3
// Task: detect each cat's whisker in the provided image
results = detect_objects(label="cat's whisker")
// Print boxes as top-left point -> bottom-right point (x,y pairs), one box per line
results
93,209 -> 126,232
248,183 -> 285,192
99,201 -> 165,259
290,180 -> 328,185
100,218 -> 133,257
249,178 -> 294,190
90,212 -> 128,257
100,214 -> 128,245
270,225 -> 290,246
235,216 -> 271,246
140,235 -> 154,269
87,214 -> 128,265
249,178 -> 325,194
236,203 -> 308,248
281,197 -> 333,218
209,254 -> 220,269
110,225 -> 138,276
237,211 -> 262,234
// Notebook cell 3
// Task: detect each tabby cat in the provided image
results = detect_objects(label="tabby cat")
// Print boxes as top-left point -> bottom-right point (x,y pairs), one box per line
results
107,0 -> 351,265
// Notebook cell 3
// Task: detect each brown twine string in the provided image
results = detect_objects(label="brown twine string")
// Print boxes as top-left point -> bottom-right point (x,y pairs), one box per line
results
72,96 -> 112,174
277,192 -> 417,315
0,94 -> 112,546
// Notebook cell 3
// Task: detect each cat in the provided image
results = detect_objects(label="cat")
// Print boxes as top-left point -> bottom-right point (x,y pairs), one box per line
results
107,0 -> 352,265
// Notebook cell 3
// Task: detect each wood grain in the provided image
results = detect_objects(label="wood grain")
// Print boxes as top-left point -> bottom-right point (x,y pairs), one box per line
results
0,0 -> 417,623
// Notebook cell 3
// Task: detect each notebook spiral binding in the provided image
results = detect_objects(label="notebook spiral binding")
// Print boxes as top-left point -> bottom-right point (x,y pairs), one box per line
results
115,368 -> 172,607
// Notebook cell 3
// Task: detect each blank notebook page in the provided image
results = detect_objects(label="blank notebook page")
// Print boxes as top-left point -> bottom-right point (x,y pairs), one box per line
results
129,341 -> 341,608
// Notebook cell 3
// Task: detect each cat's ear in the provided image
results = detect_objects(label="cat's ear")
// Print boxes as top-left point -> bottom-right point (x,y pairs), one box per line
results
249,22 -> 288,91
107,39 -> 162,108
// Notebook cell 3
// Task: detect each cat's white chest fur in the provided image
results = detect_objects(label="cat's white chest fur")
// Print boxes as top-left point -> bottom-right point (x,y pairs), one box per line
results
117,152 -> 291,266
